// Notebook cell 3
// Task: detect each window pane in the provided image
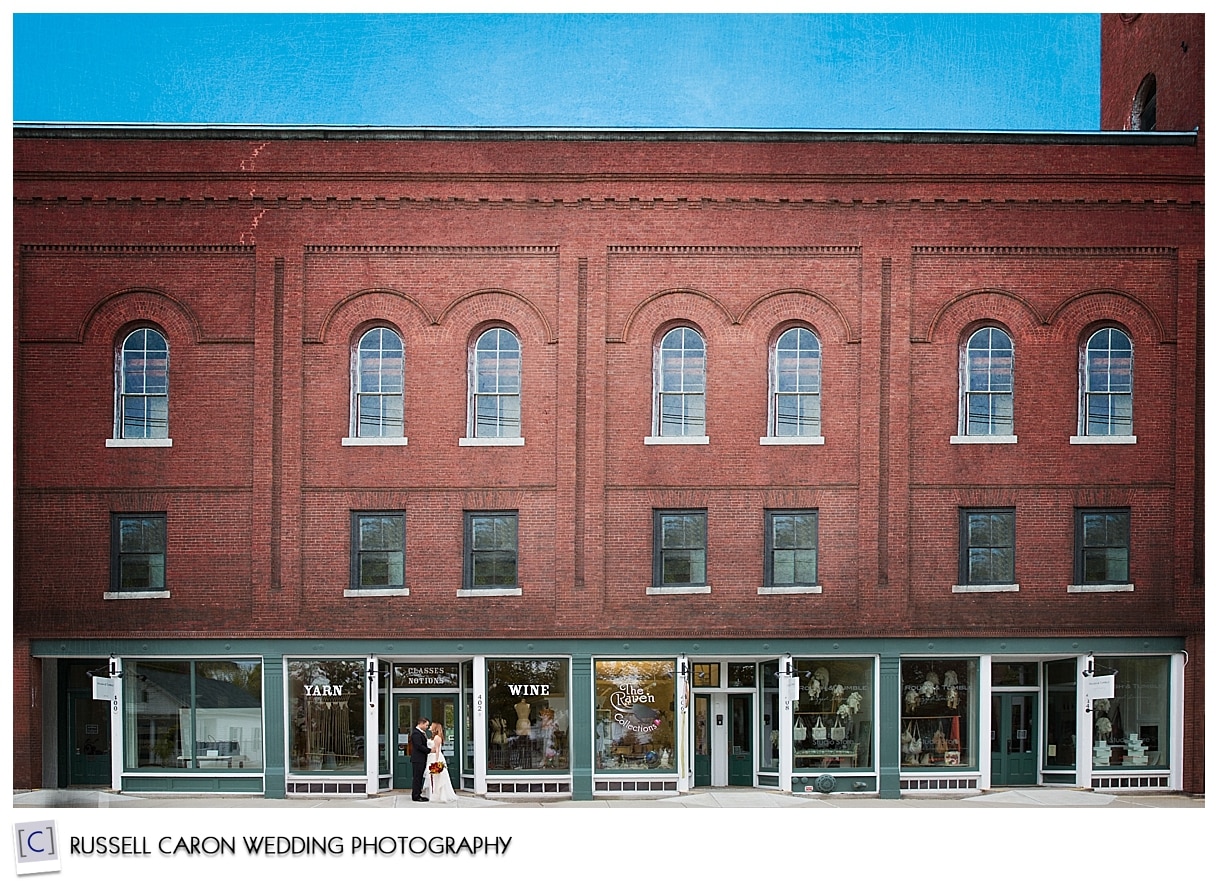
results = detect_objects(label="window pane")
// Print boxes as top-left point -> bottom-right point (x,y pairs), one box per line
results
287,659 -> 366,774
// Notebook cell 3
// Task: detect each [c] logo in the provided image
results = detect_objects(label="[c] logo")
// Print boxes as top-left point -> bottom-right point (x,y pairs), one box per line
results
12,820 -> 61,875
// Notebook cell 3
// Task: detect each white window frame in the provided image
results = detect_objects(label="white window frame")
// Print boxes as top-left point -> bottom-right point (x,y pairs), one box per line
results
762,326 -> 824,445
1073,327 -> 1135,444
647,326 -> 708,444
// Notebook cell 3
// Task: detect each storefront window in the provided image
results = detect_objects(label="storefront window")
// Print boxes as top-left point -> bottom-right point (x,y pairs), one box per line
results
287,659 -> 366,774
900,658 -> 977,769
760,661 -> 780,772
792,658 -> 874,771
1044,659 -> 1077,769
462,660 -> 475,776
595,659 -> 676,771
1091,656 -> 1169,769
124,659 -> 263,771
486,659 -> 569,772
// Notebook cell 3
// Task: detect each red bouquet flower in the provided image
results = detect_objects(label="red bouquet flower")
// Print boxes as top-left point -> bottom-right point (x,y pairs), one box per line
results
429,761 -> 445,775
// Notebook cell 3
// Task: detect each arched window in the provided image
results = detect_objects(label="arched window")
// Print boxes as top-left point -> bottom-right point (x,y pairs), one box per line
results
1082,328 -> 1133,436
117,328 -> 169,439
770,326 -> 822,438
962,327 -> 1014,436
470,327 -> 521,438
353,327 -> 404,438
655,326 -> 706,437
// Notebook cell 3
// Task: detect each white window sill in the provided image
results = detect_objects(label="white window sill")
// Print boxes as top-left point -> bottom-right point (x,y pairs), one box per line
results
344,587 -> 409,597
950,435 -> 1018,445
644,435 -> 710,445
952,583 -> 1020,593
456,586 -> 523,597
1070,435 -> 1136,445
342,436 -> 408,446
646,584 -> 711,595
104,590 -> 171,600
1067,583 -> 1135,593
760,436 -> 824,446
107,438 -> 173,448
757,584 -> 823,595
459,437 -> 525,447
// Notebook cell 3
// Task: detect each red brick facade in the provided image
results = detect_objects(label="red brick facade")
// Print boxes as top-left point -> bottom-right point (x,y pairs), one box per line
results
13,15 -> 1203,796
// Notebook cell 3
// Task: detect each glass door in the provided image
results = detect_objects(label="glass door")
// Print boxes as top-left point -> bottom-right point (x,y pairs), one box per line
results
727,694 -> 753,786
693,694 -> 711,786
393,695 -> 459,790
990,693 -> 1037,785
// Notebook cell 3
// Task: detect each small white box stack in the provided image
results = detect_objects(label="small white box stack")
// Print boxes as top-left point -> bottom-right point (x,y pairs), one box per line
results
1124,733 -> 1148,765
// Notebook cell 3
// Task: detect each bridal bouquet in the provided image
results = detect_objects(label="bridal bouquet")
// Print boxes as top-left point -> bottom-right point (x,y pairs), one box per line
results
429,761 -> 445,775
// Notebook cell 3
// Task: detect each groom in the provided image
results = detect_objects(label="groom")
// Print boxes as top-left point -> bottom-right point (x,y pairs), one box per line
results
410,716 -> 431,802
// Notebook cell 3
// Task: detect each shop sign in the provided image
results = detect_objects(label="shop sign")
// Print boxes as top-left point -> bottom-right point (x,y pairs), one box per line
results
609,682 -> 662,734
397,663 -> 460,688
303,684 -> 345,697
92,676 -> 114,701
1085,674 -> 1115,700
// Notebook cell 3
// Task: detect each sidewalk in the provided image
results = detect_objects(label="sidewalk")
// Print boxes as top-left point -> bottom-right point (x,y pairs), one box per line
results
13,787 -> 1204,810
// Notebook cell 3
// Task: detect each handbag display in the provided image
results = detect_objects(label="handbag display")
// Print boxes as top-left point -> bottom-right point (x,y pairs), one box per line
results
830,717 -> 847,741
810,716 -> 827,741
792,717 -> 807,741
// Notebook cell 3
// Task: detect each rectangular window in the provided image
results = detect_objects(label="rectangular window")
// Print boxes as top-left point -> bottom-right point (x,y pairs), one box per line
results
351,512 -> 405,590
465,512 -> 518,589
959,508 -> 1015,585
111,513 -> 166,592
593,659 -> 676,772
901,658 -> 978,769
286,659 -> 366,774
123,659 -> 263,772
1075,509 -> 1130,584
765,509 -> 818,586
653,509 -> 707,587
793,657 -> 875,771
485,658 -> 570,772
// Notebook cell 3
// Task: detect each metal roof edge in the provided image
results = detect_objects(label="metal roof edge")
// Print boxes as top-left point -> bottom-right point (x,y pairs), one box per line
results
11,122 -> 1200,147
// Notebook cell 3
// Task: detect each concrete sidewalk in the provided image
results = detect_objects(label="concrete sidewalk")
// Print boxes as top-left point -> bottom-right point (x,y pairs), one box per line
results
14,787 -> 1204,810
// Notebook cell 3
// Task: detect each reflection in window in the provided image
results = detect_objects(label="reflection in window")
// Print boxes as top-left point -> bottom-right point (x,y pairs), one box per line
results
656,327 -> 706,437
485,659 -> 569,772
287,659 -> 366,774
1083,328 -> 1133,436
963,327 -> 1013,435
653,510 -> 707,587
1044,659 -> 1077,770
471,328 -> 521,438
900,658 -> 977,769
1075,508 -> 1130,584
118,328 -> 169,439
354,327 -> 404,437
960,508 -> 1015,585
1091,656 -> 1169,769
123,659 -> 263,771
465,511 -> 518,589
351,512 -> 405,590
111,514 -> 166,592
792,658 -> 874,771
594,659 -> 676,772
771,327 -> 822,437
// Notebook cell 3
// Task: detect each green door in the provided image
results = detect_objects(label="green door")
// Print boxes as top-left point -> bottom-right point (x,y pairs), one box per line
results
727,694 -> 753,786
693,694 -> 711,786
67,689 -> 111,786
393,694 -> 459,790
991,693 -> 1037,786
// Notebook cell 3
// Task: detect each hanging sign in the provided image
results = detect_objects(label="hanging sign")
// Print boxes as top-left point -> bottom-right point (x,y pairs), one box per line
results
785,676 -> 801,702
92,676 -> 114,701
1085,674 -> 1115,700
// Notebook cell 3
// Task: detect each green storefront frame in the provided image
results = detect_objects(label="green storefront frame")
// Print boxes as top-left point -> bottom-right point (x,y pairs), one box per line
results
32,635 -> 1185,800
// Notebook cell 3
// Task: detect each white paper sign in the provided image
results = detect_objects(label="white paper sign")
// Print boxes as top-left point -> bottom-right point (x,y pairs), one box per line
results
91,676 -> 114,701
785,676 -> 801,702
1085,674 -> 1115,700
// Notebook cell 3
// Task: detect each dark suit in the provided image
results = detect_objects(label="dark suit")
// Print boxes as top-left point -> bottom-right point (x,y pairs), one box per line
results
409,725 -> 430,799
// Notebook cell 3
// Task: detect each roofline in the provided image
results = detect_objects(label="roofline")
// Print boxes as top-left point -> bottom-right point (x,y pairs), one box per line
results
12,122 -> 1199,147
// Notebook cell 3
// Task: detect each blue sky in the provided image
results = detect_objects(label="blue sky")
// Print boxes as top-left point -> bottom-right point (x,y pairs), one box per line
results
13,13 -> 1100,130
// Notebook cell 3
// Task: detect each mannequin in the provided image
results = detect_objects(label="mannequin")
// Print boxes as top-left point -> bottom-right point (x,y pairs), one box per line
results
514,699 -> 532,736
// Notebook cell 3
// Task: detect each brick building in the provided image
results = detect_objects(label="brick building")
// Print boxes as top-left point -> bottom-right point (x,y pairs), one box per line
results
13,14 -> 1203,799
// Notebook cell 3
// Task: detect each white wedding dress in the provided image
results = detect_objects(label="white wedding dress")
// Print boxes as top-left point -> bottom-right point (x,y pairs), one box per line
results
422,736 -> 457,803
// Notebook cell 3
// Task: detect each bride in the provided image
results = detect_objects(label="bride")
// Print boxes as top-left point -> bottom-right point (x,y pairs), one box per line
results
422,722 -> 457,803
